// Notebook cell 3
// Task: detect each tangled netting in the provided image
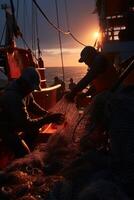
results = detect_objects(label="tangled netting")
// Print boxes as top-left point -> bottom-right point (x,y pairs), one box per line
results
1,90 -> 133,200
0,97 -> 92,200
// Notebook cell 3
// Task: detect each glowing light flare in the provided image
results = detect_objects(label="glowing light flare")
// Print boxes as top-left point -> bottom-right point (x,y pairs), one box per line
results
93,31 -> 100,40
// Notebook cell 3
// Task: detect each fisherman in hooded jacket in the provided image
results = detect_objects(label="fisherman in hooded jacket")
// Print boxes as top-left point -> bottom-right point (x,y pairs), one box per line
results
0,67 -> 64,158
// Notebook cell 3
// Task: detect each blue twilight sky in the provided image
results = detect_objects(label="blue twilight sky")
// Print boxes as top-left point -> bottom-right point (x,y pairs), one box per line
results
0,0 -> 99,66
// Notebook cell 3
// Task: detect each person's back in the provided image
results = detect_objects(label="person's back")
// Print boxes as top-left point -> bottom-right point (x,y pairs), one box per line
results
91,53 -> 118,93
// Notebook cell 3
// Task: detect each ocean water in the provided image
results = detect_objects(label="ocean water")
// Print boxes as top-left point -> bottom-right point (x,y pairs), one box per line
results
45,66 -> 87,89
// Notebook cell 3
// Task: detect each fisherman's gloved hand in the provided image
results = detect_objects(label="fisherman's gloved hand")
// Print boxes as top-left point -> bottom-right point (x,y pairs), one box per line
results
65,92 -> 75,102
44,113 -> 65,125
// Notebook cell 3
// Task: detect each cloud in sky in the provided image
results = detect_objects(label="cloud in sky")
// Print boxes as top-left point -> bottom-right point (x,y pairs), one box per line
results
41,47 -> 83,67
43,48 -> 81,56
0,0 -> 99,66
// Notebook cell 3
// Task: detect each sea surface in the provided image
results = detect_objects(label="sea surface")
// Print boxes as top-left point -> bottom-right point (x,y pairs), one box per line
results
45,66 -> 87,89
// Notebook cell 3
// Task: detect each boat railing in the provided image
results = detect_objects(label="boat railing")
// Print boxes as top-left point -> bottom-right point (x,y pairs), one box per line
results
33,84 -> 61,110
34,84 -> 61,92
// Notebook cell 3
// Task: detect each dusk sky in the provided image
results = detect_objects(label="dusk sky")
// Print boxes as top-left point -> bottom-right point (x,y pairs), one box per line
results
0,0 -> 99,67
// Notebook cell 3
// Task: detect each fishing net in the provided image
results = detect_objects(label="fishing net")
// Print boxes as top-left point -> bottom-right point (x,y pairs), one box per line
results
2,90 -> 134,200
0,98 -> 93,200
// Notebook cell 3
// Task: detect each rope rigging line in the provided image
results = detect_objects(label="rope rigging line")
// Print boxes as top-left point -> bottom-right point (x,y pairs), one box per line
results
23,0 -> 26,48
32,1 -> 37,57
21,36 -> 38,61
4,0 -> 39,63
0,23 -> 6,45
16,0 -> 19,20
2,0 -> 33,60
70,33 -> 86,47
32,1 -> 34,50
64,0 -> 86,46
32,0 -> 70,35
35,7 -> 42,59
37,37 -> 41,59
32,0 -> 87,46
64,0 -> 70,31
64,0 -> 86,47
55,0 -> 65,82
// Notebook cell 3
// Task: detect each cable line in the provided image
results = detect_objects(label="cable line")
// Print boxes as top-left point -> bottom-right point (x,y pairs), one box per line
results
0,23 -> 6,45
23,0 -> 26,48
32,0 -> 70,35
55,0 -> 65,82
32,1 -> 35,53
35,8 -> 41,59
32,0 -> 86,46
16,0 -> 19,20
64,0 -> 86,46
70,32 -> 86,47
64,0 -> 70,31
32,1 -> 34,51
21,36 -> 38,61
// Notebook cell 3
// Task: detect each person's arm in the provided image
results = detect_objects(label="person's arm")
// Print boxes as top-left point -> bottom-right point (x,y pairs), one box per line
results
68,68 -> 101,100
72,70 -> 97,95
26,94 -> 48,116
69,55 -> 107,98
8,95 -> 64,133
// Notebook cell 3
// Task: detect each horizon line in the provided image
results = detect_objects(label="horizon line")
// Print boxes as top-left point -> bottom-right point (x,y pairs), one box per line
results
45,65 -> 86,68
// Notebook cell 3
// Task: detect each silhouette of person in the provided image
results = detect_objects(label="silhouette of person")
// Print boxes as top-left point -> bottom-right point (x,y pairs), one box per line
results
0,67 -> 64,158
66,46 -> 118,102
69,78 -> 76,91
53,76 -> 65,100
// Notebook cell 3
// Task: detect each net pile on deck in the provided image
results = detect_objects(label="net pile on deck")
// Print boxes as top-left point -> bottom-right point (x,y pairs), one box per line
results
1,90 -> 134,199
0,98 -> 92,200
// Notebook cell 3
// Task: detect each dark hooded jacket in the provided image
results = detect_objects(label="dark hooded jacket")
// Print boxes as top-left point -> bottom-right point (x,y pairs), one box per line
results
0,80 -> 48,137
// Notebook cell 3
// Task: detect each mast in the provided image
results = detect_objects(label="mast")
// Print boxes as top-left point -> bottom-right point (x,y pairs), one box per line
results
1,0 -> 21,47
